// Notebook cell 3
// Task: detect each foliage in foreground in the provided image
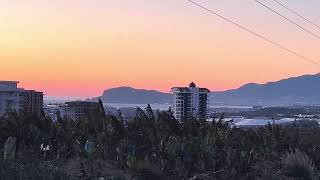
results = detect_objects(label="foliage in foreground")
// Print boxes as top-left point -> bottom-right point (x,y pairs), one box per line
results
1,101 -> 320,179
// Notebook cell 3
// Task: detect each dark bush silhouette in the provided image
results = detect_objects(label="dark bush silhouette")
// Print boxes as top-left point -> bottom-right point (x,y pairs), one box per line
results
1,101 -> 320,179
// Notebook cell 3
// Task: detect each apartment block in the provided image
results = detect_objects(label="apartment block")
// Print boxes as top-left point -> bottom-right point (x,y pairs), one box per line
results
171,82 -> 210,122
0,81 -> 43,117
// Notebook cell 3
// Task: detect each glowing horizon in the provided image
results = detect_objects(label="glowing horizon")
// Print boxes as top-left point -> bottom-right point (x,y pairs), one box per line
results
1,0 -> 320,97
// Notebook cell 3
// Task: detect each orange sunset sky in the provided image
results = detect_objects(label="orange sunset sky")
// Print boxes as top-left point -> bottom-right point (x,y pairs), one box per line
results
0,0 -> 320,97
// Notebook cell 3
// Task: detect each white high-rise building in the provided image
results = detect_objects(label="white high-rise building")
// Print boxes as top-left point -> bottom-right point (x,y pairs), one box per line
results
0,81 -> 43,117
171,82 -> 210,122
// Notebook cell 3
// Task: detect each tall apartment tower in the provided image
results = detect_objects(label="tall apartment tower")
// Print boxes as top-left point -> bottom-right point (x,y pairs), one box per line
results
171,82 -> 210,122
0,81 -> 43,117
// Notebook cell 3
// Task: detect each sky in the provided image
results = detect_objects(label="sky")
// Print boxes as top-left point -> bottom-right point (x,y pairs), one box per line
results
0,0 -> 320,98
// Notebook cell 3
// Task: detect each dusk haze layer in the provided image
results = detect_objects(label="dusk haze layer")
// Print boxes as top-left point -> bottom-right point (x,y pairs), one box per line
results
1,0 -> 320,97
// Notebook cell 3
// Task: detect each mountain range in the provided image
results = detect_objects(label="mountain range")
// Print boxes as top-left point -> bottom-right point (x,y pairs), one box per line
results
92,73 -> 320,106
213,73 -> 320,106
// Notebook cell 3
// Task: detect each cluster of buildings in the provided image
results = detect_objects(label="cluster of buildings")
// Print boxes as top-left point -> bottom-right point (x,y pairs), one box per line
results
2,80 -> 319,129
43,82 -> 212,122
0,80 -> 211,122
0,81 -> 100,121
0,81 -> 43,117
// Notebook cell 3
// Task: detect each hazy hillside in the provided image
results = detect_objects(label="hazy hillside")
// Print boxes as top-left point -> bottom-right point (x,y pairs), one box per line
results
91,74 -> 320,106
94,86 -> 171,104
212,74 -> 320,106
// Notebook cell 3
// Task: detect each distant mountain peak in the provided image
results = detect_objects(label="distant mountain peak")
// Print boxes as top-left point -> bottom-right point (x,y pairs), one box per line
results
98,86 -> 171,104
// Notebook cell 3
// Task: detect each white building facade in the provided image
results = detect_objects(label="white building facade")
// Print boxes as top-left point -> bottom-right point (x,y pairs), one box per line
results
0,81 -> 43,117
171,82 -> 210,122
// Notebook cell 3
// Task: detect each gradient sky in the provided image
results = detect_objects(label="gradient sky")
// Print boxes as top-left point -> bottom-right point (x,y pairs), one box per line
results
1,0 -> 319,97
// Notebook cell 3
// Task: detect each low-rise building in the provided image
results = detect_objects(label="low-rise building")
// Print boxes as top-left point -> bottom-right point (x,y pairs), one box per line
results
63,101 -> 98,120
44,101 -> 99,121
43,104 -> 64,121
